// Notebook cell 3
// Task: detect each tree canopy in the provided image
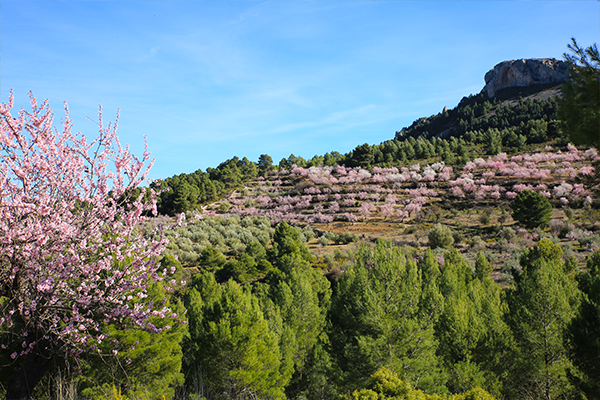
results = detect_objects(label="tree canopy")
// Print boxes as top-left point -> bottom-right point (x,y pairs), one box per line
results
510,190 -> 553,229
558,38 -> 600,150
0,92 -> 177,399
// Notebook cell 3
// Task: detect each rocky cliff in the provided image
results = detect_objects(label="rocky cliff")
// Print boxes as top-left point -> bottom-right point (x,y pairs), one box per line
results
481,58 -> 570,98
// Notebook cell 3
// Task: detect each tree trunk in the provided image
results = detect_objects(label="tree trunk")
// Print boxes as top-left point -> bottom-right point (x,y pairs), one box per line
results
5,341 -> 53,400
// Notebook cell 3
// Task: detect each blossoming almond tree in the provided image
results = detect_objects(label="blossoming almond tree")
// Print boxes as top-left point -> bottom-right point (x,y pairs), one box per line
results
0,92 -> 173,399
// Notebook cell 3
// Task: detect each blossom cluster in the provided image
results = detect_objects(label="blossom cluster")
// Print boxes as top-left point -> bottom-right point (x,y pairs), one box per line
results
0,92 -> 176,360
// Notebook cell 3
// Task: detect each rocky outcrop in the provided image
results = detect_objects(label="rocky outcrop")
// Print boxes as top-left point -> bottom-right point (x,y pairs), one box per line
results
481,58 -> 570,98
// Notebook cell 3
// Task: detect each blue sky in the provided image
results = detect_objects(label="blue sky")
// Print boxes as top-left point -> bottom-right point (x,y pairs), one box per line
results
1,1 -> 598,180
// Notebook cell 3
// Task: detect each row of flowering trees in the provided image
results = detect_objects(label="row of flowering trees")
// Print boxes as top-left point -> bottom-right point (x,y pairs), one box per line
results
218,145 -> 596,226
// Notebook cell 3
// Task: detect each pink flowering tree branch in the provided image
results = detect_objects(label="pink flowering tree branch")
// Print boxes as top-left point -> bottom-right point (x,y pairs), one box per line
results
0,92 -> 173,397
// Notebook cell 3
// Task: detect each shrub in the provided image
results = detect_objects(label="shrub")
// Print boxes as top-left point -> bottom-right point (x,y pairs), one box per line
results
479,209 -> 492,225
337,232 -> 359,245
428,223 -> 454,249
323,231 -> 337,241
511,190 -> 553,229
318,236 -> 331,246
499,226 -> 516,241
219,201 -> 232,212
302,226 -> 316,241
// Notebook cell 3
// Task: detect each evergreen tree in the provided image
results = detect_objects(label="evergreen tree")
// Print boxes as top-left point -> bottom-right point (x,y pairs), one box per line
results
77,283 -> 187,400
186,279 -> 285,399
558,38 -> 600,150
349,143 -> 375,168
172,181 -> 199,213
566,251 -> 600,398
474,252 -> 493,281
329,241 -> 445,394
257,268 -> 332,399
258,154 -> 274,175
435,249 -> 510,396
269,222 -> 313,273
484,128 -> 502,155
505,239 -> 580,399
511,190 -> 553,229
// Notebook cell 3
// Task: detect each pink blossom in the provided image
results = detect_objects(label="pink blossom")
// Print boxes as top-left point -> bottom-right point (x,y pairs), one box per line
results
0,92 -> 177,365
437,167 -> 453,181
358,202 -> 376,219
552,182 -> 573,198
396,209 -> 409,221
580,165 -> 595,176
567,143 -> 579,153
344,213 -> 358,223
381,204 -> 394,218
369,193 -> 380,202
449,186 -> 465,198
513,183 -> 534,193
329,201 -> 340,213
584,148 -> 598,160
463,161 -> 477,172
343,198 -> 355,207
371,174 -> 388,183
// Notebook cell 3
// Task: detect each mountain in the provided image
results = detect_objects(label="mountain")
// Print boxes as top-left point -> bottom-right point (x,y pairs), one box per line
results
481,58 -> 570,99
393,58 -> 565,143
157,57 -> 568,216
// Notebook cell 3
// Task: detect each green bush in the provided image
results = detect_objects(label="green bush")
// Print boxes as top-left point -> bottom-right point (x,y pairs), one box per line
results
318,236 -> 331,246
428,223 -> 454,249
337,232 -> 359,245
479,209 -> 492,225
499,226 -> 516,241
510,190 -> 553,229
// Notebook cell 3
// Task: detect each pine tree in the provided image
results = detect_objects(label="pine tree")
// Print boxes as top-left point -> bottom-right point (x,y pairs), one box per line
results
505,239 -> 580,399
186,279 -> 285,399
511,190 -> 553,229
565,251 -> 600,398
269,221 -> 313,273
257,268 -> 331,398
435,249 -> 510,396
329,241 -> 445,394
557,38 -> 600,150
475,252 -> 493,281
77,283 -> 187,400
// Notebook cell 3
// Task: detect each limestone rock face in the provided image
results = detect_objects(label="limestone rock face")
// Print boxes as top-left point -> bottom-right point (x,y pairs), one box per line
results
481,58 -> 570,98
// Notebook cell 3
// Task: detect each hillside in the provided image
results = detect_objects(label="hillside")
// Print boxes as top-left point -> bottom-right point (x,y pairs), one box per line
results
156,57 -> 597,283
5,50 -> 600,400
148,65 -> 600,397
162,143 -> 597,284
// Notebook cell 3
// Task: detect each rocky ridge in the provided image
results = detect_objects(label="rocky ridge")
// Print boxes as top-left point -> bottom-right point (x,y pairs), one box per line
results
481,58 -> 570,98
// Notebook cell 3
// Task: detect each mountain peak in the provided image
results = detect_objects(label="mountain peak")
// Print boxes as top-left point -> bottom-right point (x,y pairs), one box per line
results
481,58 -> 570,98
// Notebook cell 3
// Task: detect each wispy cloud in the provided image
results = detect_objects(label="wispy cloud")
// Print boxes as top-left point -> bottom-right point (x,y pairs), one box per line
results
235,1 -> 272,24
135,46 -> 160,63
269,105 -> 378,135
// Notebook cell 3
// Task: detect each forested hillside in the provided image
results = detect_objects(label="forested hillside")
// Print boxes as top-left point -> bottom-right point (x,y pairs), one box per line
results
155,91 -> 562,216
2,41 -> 599,400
